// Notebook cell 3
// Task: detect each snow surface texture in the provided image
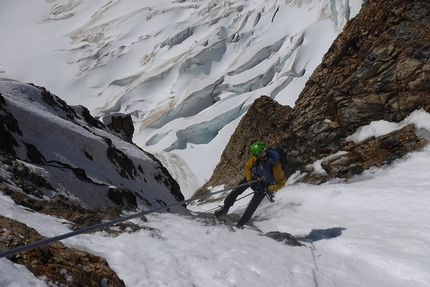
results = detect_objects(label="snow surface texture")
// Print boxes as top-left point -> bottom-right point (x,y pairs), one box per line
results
0,0 -> 363,195
1,142 -> 430,286
3,1 -> 430,286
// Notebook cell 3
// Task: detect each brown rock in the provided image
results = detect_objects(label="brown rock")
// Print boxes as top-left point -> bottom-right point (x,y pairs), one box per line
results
0,215 -> 125,287
194,96 -> 292,196
195,0 -> 430,196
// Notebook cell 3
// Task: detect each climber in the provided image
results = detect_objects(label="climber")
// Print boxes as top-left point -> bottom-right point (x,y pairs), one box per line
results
214,141 -> 287,228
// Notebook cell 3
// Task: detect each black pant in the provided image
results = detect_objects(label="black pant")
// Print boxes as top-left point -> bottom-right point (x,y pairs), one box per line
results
224,177 -> 267,226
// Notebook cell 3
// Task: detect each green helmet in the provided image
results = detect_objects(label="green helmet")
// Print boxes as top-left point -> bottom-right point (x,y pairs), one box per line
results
250,141 -> 266,156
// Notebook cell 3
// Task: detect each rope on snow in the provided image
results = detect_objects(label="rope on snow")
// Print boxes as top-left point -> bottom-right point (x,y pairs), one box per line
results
0,179 -> 260,258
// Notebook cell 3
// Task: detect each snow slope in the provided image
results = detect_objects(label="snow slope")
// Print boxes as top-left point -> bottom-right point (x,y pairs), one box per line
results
1,142 -> 430,286
2,1 -> 430,286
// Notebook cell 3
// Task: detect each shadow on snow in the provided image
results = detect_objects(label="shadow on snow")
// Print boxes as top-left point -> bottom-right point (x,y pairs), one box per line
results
295,227 -> 346,242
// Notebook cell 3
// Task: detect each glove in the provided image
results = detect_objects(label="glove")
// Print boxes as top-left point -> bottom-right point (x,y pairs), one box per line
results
266,191 -> 275,203
264,185 -> 276,203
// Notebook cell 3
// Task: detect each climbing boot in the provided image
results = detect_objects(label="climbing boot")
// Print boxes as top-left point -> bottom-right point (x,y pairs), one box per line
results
214,205 -> 229,217
235,223 -> 244,229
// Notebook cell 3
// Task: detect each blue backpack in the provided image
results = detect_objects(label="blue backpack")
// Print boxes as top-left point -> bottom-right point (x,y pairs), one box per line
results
271,147 -> 288,175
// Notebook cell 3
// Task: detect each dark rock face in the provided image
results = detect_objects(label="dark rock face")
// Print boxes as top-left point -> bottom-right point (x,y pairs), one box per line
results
102,113 -> 135,143
0,95 -> 20,156
196,0 -> 430,195
0,79 -> 185,209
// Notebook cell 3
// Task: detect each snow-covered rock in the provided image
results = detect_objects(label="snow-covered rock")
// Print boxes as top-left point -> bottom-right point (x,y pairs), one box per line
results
0,79 -> 185,210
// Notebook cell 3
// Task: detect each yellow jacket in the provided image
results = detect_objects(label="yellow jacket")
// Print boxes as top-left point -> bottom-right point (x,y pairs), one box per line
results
245,156 -> 287,193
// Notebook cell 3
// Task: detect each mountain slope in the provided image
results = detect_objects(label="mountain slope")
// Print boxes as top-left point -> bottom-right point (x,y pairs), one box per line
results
0,79 -> 184,210
0,0 -> 364,193
2,147 -> 430,287
1,1 -> 430,286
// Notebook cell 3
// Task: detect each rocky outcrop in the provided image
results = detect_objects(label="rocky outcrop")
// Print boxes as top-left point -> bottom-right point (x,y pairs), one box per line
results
195,96 -> 292,194
101,113 -> 135,143
283,0 -> 430,179
0,183 -> 134,231
0,215 -> 126,287
0,79 -> 185,209
192,212 -> 304,247
196,0 -> 430,195
0,79 -> 186,286
320,124 -> 425,179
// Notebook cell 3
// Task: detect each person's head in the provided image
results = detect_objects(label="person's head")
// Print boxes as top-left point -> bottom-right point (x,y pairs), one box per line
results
250,141 -> 267,159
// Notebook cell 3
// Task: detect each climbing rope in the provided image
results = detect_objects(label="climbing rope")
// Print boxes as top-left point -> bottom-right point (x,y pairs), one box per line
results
0,179 -> 261,259
204,191 -> 254,213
